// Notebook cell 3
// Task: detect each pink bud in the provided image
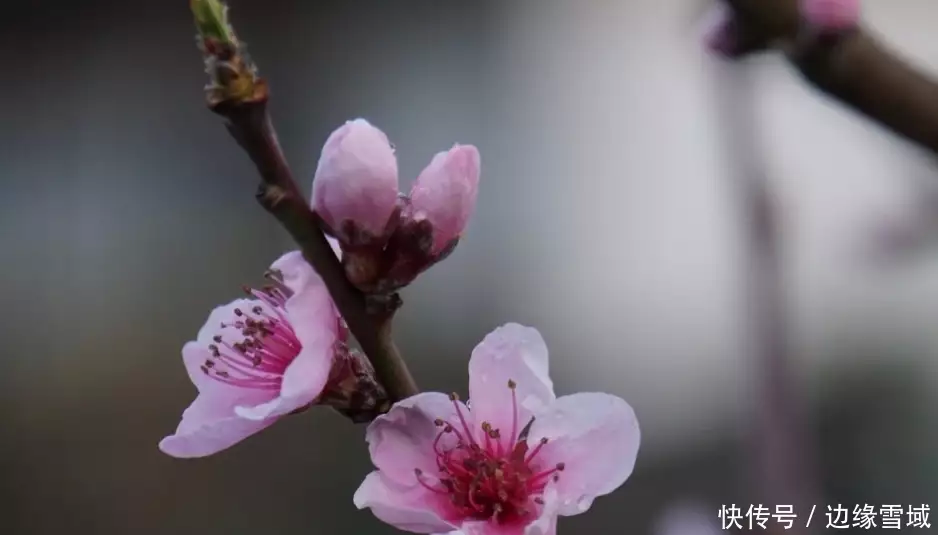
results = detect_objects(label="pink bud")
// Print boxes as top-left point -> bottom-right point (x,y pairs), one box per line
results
408,144 -> 480,255
312,119 -> 399,244
700,4 -> 739,57
800,0 -> 860,32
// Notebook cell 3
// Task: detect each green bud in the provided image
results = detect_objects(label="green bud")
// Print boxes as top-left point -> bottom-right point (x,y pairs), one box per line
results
190,0 -> 233,44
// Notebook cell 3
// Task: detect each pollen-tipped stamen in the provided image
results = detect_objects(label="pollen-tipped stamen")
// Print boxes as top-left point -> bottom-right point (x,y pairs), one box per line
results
416,380 -> 565,525
450,392 -> 478,447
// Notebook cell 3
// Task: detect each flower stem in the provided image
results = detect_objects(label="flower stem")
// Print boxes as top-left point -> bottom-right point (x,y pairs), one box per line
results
189,0 -> 418,405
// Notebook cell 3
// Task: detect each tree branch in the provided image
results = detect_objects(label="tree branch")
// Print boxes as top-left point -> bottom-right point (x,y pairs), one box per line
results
721,0 -> 938,154
190,0 -> 418,405
714,56 -> 820,535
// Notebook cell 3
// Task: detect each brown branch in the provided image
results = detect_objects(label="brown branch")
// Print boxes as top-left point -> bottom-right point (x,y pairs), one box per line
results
190,0 -> 418,405
721,0 -> 938,154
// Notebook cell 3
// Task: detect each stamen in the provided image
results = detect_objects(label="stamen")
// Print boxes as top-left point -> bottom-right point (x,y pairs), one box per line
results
202,285 -> 304,392
420,380 -> 566,526
481,422 -> 494,454
525,437 -> 549,464
449,393 -> 478,447
508,379 -> 518,446
414,469 -> 447,495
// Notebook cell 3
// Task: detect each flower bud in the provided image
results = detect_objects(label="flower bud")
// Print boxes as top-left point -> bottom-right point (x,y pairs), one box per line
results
408,144 -> 480,255
800,0 -> 861,34
700,4 -> 739,57
312,119 -> 400,247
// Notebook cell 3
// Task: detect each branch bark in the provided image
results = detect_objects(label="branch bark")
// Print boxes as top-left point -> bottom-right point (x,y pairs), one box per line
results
214,101 -> 418,403
721,0 -> 938,154
188,0 -> 419,405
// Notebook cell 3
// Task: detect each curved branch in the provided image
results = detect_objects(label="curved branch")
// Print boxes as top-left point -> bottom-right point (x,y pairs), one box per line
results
722,0 -> 938,154
189,0 -> 418,405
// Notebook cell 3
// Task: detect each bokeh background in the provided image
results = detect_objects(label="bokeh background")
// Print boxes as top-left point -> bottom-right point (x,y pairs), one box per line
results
2,0 -> 937,533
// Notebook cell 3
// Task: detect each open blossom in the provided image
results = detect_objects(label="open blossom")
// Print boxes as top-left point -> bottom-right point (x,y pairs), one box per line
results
354,323 -> 640,535
159,250 -> 342,458
800,0 -> 861,33
313,119 -> 400,245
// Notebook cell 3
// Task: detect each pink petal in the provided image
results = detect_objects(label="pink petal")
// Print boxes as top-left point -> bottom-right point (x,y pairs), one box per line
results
524,487 -> 560,535
194,297 -> 257,346
467,324 -> 555,445
312,118 -> 400,237
182,341 -> 227,394
186,299 -> 279,397
326,236 -> 342,259
457,489 -> 559,535
699,4 -> 738,56
235,268 -> 338,421
366,392 -> 465,484
354,471 -> 457,534
801,0 -> 860,31
526,392 -> 640,516
159,392 -> 276,458
409,144 -> 480,254
269,250 -> 320,296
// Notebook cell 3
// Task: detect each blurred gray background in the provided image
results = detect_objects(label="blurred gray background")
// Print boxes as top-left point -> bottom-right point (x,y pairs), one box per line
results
2,0 -> 937,533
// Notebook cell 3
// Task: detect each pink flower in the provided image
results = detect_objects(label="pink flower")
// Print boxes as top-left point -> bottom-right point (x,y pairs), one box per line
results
408,145 -> 481,255
354,323 -> 640,534
159,250 -> 342,458
700,3 -> 739,57
310,118 -> 481,294
313,119 -> 400,245
800,0 -> 861,33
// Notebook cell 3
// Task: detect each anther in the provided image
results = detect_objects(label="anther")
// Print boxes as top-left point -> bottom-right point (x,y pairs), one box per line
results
213,335 -> 222,343
449,392 -> 460,401
234,308 -> 243,316
507,379 -> 516,389
534,497 -> 545,505
434,418 -> 445,427
556,462 -> 565,471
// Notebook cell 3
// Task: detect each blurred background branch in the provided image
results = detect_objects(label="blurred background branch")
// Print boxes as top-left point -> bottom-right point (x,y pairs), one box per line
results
719,0 -> 938,154
713,58 -> 821,534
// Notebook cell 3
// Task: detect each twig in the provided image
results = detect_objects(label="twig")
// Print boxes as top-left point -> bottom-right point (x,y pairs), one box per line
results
720,0 -> 938,154
190,0 -> 418,404
713,56 -> 820,533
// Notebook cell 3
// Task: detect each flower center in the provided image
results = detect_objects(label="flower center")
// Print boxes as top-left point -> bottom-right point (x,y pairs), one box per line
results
200,270 -> 301,390
415,381 -> 564,525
